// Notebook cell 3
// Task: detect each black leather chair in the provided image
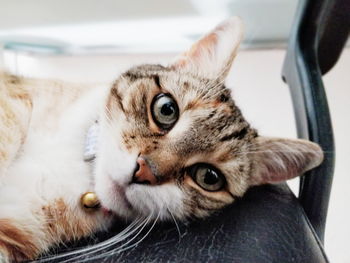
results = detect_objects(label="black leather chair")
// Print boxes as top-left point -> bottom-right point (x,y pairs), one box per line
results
40,0 -> 349,262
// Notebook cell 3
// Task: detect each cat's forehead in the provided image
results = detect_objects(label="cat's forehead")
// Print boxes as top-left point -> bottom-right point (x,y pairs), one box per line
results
119,64 -> 230,102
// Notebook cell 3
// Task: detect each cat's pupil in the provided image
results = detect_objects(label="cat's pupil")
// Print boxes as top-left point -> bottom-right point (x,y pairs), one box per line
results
203,169 -> 219,185
161,103 -> 175,116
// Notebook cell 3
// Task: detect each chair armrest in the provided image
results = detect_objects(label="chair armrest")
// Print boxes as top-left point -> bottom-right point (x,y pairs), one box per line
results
281,0 -> 348,242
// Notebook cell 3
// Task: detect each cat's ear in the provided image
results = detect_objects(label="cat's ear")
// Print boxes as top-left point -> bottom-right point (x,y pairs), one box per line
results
249,137 -> 324,186
170,17 -> 243,80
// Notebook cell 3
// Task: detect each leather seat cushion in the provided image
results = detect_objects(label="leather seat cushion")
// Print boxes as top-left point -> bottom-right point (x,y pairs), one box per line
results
48,183 -> 329,263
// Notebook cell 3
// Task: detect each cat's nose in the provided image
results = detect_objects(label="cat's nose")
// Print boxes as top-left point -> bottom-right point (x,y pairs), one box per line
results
132,157 -> 157,185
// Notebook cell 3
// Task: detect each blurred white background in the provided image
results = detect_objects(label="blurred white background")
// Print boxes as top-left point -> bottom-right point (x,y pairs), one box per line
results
0,0 -> 349,262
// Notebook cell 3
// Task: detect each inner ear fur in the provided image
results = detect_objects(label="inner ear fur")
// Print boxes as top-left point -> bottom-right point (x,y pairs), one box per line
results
249,137 -> 324,186
170,17 -> 244,81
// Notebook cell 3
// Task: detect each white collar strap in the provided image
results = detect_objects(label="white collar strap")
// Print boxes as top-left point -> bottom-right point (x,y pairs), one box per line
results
84,120 -> 99,162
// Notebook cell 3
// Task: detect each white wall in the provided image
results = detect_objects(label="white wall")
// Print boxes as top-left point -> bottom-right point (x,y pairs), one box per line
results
0,45 -> 4,69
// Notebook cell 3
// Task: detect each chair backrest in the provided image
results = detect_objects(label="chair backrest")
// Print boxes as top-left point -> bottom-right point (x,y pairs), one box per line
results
282,0 -> 349,243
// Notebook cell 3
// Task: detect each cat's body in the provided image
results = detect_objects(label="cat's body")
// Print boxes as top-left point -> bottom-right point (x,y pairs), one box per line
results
0,18 -> 323,262
0,74 -> 111,261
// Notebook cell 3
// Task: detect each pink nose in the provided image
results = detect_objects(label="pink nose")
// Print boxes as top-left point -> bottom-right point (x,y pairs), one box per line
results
132,157 -> 157,185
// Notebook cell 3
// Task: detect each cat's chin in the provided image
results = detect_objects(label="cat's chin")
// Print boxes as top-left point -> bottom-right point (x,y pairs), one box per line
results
95,174 -> 136,219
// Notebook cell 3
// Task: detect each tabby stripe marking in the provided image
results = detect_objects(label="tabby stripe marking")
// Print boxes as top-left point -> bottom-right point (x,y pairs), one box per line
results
220,126 -> 248,142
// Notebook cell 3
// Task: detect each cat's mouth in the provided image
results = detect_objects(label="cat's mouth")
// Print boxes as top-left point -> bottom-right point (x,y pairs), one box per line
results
113,183 -> 133,210
95,172 -> 137,219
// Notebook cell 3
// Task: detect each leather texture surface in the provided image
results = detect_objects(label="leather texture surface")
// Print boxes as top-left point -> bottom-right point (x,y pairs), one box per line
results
48,184 -> 329,263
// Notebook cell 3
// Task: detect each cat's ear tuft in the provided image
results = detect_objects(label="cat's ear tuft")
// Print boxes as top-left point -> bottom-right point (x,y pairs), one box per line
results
170,17 -> 244,80
249,137 -> 324,186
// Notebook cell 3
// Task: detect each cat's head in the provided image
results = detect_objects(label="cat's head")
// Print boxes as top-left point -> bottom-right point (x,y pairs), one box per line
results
94,17 -> 323,220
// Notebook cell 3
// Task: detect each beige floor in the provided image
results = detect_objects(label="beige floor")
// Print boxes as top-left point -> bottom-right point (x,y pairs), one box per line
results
1,48 -> 349,262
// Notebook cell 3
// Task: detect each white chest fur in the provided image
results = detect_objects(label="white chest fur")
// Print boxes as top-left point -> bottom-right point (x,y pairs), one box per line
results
0,85 -> 109,220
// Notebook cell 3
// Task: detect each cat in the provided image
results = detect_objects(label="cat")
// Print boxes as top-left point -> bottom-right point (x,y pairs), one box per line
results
0,17 -> 323,262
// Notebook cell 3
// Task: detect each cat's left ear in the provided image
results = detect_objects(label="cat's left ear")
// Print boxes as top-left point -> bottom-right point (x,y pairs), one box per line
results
249,137 -> 324,186
170,17 -> 243,80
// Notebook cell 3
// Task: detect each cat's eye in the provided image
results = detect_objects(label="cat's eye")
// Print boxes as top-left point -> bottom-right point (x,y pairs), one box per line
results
190,164 -> 225,192
151,93 -> 179,129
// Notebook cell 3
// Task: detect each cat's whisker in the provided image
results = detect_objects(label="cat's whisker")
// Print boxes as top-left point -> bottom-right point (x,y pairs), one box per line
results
109,213 -> 154,253
167,206 -> 182,241
39,213 -> 160,263
58,218 -> 146,263
68,216 -> 148,261
114,212 -> 160,253
76,212 -> 159,262
37,217 -> 145,263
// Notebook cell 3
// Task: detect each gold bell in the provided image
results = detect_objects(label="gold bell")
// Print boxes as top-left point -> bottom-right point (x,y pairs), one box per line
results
81,192 -> 100,212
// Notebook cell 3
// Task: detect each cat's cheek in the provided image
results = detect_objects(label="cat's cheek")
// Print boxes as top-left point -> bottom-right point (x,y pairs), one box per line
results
125,184 -> 186,220
96,126 -> 138,186
93,173 -> 114,212
94,174 -> 134,219
93,125 -> 140,218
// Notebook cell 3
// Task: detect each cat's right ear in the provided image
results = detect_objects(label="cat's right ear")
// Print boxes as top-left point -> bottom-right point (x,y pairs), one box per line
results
170,17 -> 244,81
249,137 -> 324,186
